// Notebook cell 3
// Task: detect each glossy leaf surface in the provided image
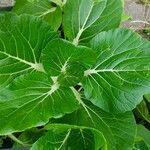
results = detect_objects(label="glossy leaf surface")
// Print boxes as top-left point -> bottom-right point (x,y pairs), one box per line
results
83,28 -> 150,113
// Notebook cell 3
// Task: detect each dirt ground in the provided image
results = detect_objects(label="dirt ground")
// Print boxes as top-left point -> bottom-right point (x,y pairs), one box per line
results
123,0 -> 150,30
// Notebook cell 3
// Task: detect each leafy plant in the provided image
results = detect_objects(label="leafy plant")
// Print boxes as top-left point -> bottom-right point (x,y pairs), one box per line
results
0,0 -> 150,149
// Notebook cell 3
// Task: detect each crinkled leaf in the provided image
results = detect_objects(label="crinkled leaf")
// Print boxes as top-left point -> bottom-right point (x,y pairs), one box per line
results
0,72 -> 79,135
42,39 -> 96,86
13,0 -> 62,31
0,13 -> 57,90
31,124 -> 106,150
63,0 -> 123,44
83,28 -> 150,113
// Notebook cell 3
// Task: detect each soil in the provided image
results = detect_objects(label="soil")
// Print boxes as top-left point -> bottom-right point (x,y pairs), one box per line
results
122,0 -> 150,40
0,0 -> 14,7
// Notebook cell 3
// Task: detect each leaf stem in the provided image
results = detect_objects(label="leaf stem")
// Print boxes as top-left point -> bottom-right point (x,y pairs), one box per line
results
73,28 -> 84,46
8,134 -> 30,147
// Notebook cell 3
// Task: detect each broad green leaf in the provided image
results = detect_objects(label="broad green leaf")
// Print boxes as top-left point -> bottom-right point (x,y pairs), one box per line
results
135,125 -> 150,150
13,0 -> 62,31
83,28 -> 150,113
0,13 -> 57,90
63,0 -> 123,44
52,93 -> 136,150
32,124 -> 106,150
0,72 -> 79,135
42,39 -> 96,86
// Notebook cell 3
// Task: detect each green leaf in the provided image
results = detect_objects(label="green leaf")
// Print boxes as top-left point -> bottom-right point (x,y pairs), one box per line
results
121,12 -> 132,22
51,89 -> 136,150
13,128 -> 45,148
0,72 -> 79,135
0,75 -> 14,92
42,39 -> 96,86
0,13 -> 57,90
135,100 -> 150,124
31,124 -> 106,150
135,125 -> 150,150
83,28 -> 150,113
13,0 -> 62,31
63,0 -> 123,44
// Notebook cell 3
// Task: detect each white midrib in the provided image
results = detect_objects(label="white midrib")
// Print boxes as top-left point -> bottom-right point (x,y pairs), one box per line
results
71,87 -> 95,124
61,57 -> 70,74
84,68 -> 150,76
39,7 -> 56,17
73,3 -> 94,45
57,129 -> 71,150
48,77 -> 60,95
0,51 -> 45,72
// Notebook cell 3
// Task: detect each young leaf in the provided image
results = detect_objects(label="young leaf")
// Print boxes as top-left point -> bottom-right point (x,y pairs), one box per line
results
83,28 -> 150,113
63,0 -> 123,44
42,39 -> 96,86
0,72 -> 79,135
31,124 -> 106,150
13,0 -> 62,31
0,13 -> 57,90
52,98 -> 136,150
